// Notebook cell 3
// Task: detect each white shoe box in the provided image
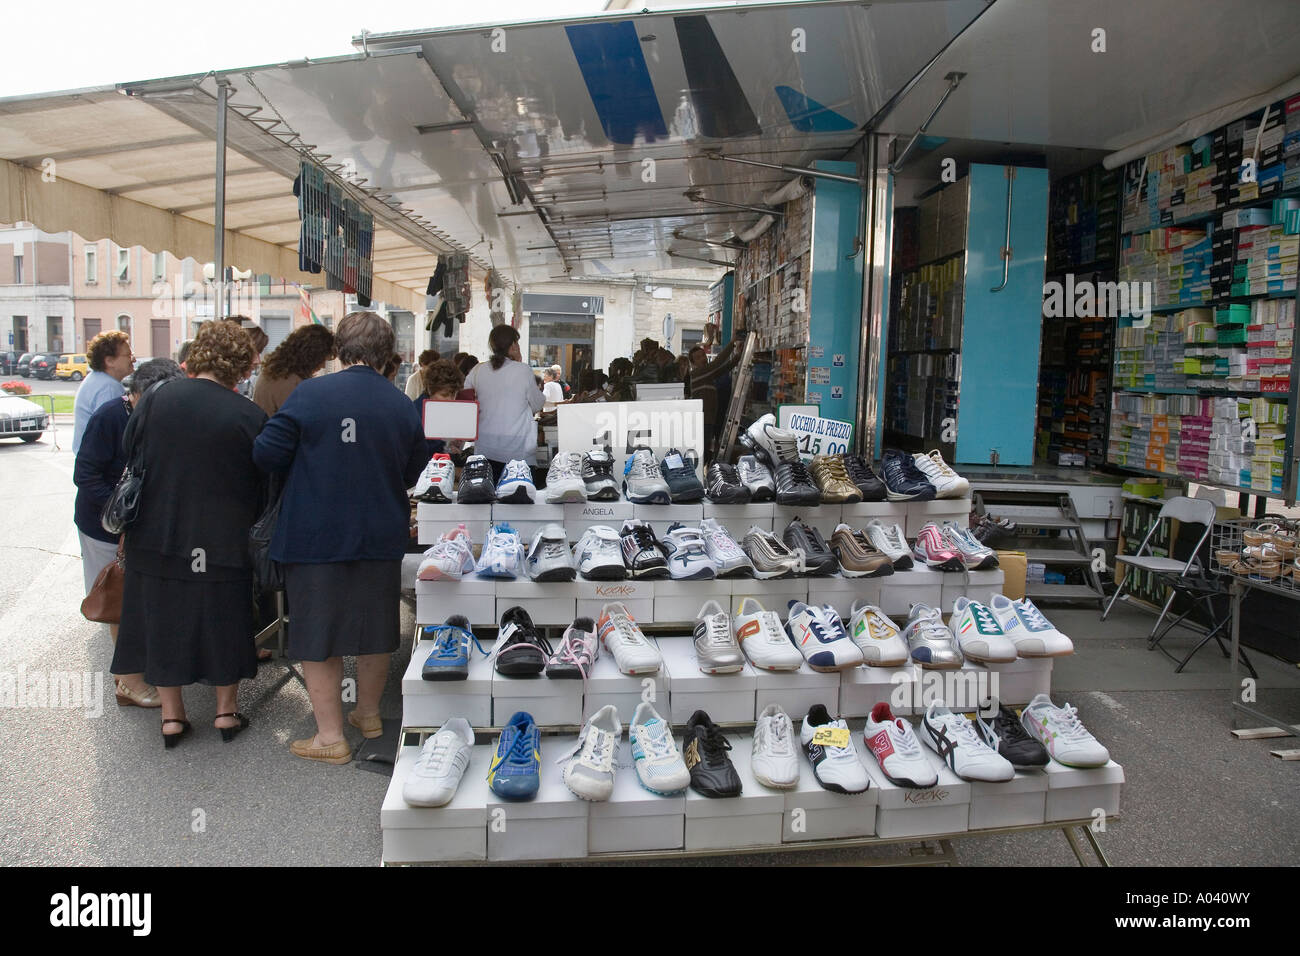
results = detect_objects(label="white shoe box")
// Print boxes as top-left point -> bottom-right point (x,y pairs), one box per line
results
657,636 -> 756,724
402,636 -> 495,729
490,502 -> 567,541
415,577 -> 498,627
486,738 -> 589,861
840,661 -> 917,717
781,738 -> 878,842
866,746 -> 971,839
940,568 -> 1005,606
564,501 -> 634,539
653,578 -> 732,624
491,669 -> 584,727
728,576 -> 809,620
773,504 -> 841,539
381,744 -> 492,863
982,657 -> 1053,706
909,664 -> 1000,713
703,502 -> 775,533
585,641 -> 672,724
808,573 -> 884,620
495,580 -> 578,626
839,501 -> 906,527
1043,759 -> 1124,822
684,734 -> 785,851
753,661 -> 840,720
588,740 -> 686,853
877,566 -> 943,615
905,498 -> 971,536
418,502 -> 491,546
575,578 -> 654,623
968,769 -> 1048,830
633,502 -> 706,537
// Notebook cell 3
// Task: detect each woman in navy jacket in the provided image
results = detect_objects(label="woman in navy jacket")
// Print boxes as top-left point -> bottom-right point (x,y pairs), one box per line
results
253,311 -> 428,766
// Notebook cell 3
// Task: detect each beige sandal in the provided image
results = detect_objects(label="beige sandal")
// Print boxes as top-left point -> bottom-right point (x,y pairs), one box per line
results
115,680 -> 162,708
348,711 -> 383,739
290,737 -> 352,765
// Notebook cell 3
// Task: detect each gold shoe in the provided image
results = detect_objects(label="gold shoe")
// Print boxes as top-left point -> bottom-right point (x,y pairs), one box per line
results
809,455 -> 864,503
348,711 -> 383,739
290,737 -> 352,765
115,680 -> 162,708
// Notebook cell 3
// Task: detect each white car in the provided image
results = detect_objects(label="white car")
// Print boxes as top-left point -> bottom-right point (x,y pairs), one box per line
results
0,395 -> 49,443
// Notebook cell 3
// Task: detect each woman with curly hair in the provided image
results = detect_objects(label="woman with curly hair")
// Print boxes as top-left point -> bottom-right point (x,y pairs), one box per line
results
252,324 -> 336,416
112,321 -> 267,748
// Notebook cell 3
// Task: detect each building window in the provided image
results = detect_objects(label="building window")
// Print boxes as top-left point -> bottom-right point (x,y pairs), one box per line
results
13,254 -> 23,285
116,249 -> 130,283
48,317 -> 63,353
85,247 -> 97,284
117,314 -> 131,337
13,316 -> 28,352
152,252 -> 165,282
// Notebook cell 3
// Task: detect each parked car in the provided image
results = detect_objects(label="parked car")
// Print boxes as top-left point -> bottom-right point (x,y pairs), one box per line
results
0,394 -> 49,443
16,353 -> 35,377
0,351 -> 21,375
30,354 -> 59,380
56,353 -> 90,381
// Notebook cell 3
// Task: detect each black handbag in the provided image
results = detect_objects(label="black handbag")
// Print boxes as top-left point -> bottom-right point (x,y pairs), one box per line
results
249,473 -> 285,594
101,380 -> 169,536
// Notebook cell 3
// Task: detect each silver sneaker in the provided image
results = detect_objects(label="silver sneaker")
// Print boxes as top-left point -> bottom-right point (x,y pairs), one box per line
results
699,518 -> 755,577
693,600 -> 745,674
902,604 -> 964,670
864,518 -> 915,570
623,447 -> 671,504
742,525 -> 802,579
736,455 -> 777,502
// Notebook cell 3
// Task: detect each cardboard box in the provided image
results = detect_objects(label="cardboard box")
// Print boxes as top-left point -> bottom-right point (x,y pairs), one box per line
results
808,574 -> 885,620
877,566 -> 943,615
729,577 -> 809,620
781,739 -> 878,842
840,660 -> 917,717
575,578 -> 653,623
657,636 -> 757,724
752,659 -> 841,719
418,502 -> 491,547
415,576 -> 497,627
702,502 -> 776,533
382,744 -> 491,863
968,769 -> 1048,830
983,657 -> 1053,706
997,551 -> 1028,600
402,634 -> 495,729
905,498 -> 971,536
683,734 -> 786,850
866,746 -> 971,839
495,580 -> 579,626
1043,759 -> 1124,822
489,502 -> 567,541
584,642 -> 671,724
588,740 -> 686,853
486,738 -> 589,861
564,501 -> 634,539
654,578 -> 732,624
491,666 -> 584,728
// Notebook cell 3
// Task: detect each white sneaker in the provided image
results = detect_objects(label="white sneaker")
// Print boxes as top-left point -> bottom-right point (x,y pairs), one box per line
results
402,717 -> 474,806
545,451 -> 587,503
699,518 -> 755,577
1020,694 -> 1110,767
733,598 -> 804,672
863,703 -> 938,788
622,447 -> 671,504
736,455 -> 776,502
786,601 -> 864,672
989,594 -> 1075,657
495,458 -> 537,504
417,524 -> 475,580
848,600 -> 910,667
559,704 -> 621,801
752,704 -> 800,789
526,524 -> 576,582
662,524 -> 718,580
920,702 -> 1014,782
693,600 -> 744,674
864,518 -> 914,569
950,596 -> 1018,663
912,449 -> 970,499
573,526 -> 627,581
744,412 -> 798,465
597,602 -> 662,675
800,704 -> 870,794
629,702 -> 690,795
412,453 -> 455,503
475,523 -> 526,579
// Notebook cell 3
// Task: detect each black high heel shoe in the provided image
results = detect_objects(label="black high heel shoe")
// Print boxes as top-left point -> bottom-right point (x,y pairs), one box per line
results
215,712 -> 250,743
162,718 -> 192,749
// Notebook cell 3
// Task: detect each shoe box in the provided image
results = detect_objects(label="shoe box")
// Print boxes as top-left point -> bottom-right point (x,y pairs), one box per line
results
968,769 -> 1048,830
564,500 -> 635,538
753,662 -> 840,721
904,498 -> 971,536
576,578 -> 654,622
417,502 -> 492,547
865,745 -> 971,839
495,580 -> 579,626
729,576 -> 810,622
939,568 -> 1004,607
773,504 -> 842,540
702,501 -> 776,533
632,502 -> 706,537
415,577 -> 497,627
402,631 -> 495,728
584,642 -> 672,724
487,738 -> 589,861
981,657 -> 1053,706
684,734 -> 785,851
876,566 -> 943,615
840,661 -> 918,717
491,502 -> 567,541
808,574 -> 886,619
839,501 -> 903,526
781,736 -> 878,843
381,744 -> 492,863
588,740 -> 686,854
1043,758 -> 1124,823
492,669 -> 584,728
656,636 -> 757,724
654,578 -> 730,623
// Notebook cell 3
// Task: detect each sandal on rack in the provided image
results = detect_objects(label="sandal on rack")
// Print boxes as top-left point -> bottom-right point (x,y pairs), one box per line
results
215,711 -> 250,743
162,718 -> 192,749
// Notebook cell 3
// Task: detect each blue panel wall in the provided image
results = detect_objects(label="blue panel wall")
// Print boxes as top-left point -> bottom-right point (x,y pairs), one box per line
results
808,160 -> 863,422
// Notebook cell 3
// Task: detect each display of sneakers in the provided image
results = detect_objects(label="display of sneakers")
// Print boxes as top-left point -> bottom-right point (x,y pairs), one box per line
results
596,602 -> 662,675
545,617 -> 599,680
581,445 -> 620,501
496,458 -> 537,504
420,615 -> 488,681
659,448 -> 706,502
831,523 -> 895,578
912,522 -> 966,571
487,711 -> 541,800
573,526 -> 627,581
751,704 -> 800,790
457,454 -> 497,504
863,519 -> 915,570
526,524 -> 577,582
412,453 -> 455,503
1020,694 -> 1111,767
800,704 -> 870,794
736,455 -> 776,502
733,597 -> 805,672
942,521 -> 999,570
544,451 -> 587,503
705,461 -> 751,504
785,601 -> 864,672
782,517 -> 838,576
912,449 -> 970,499
742,525 -> 802,579
403,717 -> 475,807
619,519 -> 670,579
988,594 -> 1075,657
920,702 -> 1014,782
475,523 -> 526,579
740,412 -> 790,466
417,524 -> 475,581
682,709 -> 742,798
975,704 -> 1050,769
490,606 -> 554,676
863,703 -> 938,788
949,596 -> 1018,663
698,518 -> 755,578
693,600 -> 744,674
622,446 -> 671,504
629,702 -> 691,795
662,524 -> 719,580
880,448 -> 937,501
559,704 -> 621,801
841,454 -> 888,501
847,600 -> 910,667
809,454 -> 864,503
902,604 -> 964,669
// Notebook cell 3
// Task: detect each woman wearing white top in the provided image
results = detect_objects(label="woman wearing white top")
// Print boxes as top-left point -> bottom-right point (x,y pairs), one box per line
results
464,325 -> 546,482
541,367 -> 565,409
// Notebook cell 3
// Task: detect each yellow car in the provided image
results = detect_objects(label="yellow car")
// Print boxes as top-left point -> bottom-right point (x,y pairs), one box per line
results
56,354 -> 90,381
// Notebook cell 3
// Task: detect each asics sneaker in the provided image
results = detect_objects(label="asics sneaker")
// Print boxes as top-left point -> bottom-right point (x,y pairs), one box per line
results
545,617 -> 599,680
785,601 -> 864,672
475,523 -> 526,579
457,454 -> 497,504
742,526 -> 801,579
496,458 -> 537,504
847,601 -> 910,667
740,413 -> 792,466
736,455 -> 776,502
403,717 -> 475,807
629,702 -> 690,795
920,702 -> 1014,782
751,704 -> 800,790
912,448 -> 970,499
573,526 -> 627,581
782,517 -> 838,576
733,597 -> 804,672
864,519 -> 914,570
841,454 -> 888,501
662,524 -> 719,580
988,594 -> 1075,657
417,524 -> 475,581
487,711 -> 541,800
705,461 -> 751,503
412,453 -> 455,503
831,523 -> 894,578
659,448 -> 706,503
949,596 -> 1018,663
683,710 -> 742,798
880,448 -> 936,501
622,446 -> 671,504
526,524 -> 577,582
544,451 -> 587,503
581,445 -> 620,501
420,615 -> 488,681
698,518 -> 755,578
619,519 -> 670,579
1020,694 -> 1110,767
903,604 -> 964,669
864,703 -> 938,788
596,602 -> 662,675
913,522 -> 965,571
809,454 -> 864,503
490,606 -> 554,676
800,704 -> 870,794
942,522 -> 999,570
975,704 -> 1050,769
559,704 -> 621,801
693,600 -> 744,673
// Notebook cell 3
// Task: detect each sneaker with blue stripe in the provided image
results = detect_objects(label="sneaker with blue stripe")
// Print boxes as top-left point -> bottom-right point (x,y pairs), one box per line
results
495,459 -> 537,504
630,701 -> 691,794
420,616 -> 488,681
488,711 -> 541,800
476,523 -> 526,579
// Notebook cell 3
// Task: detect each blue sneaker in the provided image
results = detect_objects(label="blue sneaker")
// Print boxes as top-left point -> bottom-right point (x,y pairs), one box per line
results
420,616 -> 488,681
488,711 -> 541,800
880,448 -> 936,502
496,459 -> 537,504
476,523 -> 526,579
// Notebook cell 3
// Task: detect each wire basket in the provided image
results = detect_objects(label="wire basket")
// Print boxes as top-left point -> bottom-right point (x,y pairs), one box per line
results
1211,516 -> 1300,596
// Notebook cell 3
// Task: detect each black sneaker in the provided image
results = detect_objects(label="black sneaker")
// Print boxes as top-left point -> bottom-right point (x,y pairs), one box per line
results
842,454 -> 888,502
619,519 -> 670,579
581,445 -> 620,501
782,517 -> 838,576
491,606 -> 553,676
774,459 -> 821,507
659,448 -> 706,502
683,710 -> 742,797
975,705 -> 1050,769
880,449 -> 936,502
457,454 -> 497,504
705,461 -> 751,504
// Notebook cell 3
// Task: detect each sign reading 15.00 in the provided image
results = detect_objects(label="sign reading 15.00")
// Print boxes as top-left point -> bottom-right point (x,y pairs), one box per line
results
781,412 -> 854,462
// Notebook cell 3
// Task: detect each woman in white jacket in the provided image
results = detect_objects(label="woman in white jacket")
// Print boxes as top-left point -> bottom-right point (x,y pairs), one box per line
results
463,325 -> 545,482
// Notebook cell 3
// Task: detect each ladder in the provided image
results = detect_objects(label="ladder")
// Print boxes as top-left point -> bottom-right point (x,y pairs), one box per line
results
715,331 -> 760,462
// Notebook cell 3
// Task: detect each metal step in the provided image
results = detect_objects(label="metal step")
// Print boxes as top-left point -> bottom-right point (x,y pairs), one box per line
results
1023,548 -> 1095,566
1025,582 -> 1102,601
988,513 -> 1078,529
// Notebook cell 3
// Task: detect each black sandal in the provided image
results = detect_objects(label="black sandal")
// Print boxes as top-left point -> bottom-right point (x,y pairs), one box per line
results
215,711 -> 250,743
162,718 -> 192,749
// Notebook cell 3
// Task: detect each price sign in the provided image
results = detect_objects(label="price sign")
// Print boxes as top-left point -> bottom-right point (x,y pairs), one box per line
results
777,407 -> 854,463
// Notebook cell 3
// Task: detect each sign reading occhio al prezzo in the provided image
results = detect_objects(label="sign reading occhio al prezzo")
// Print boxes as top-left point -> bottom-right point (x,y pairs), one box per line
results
778,406 -> 854,462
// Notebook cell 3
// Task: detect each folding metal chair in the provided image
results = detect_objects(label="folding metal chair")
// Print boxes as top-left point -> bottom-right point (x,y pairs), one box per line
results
1145,569 -> 1256,677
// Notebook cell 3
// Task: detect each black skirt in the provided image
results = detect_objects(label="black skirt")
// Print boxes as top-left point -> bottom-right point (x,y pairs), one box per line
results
284,560 -> 401,662
112,568 -> 257,687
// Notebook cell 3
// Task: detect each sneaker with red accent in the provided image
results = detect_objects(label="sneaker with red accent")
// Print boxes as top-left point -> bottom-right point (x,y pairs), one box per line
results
864,703 -> 938,788
912,522 -> 965,571
417,524 -> 475,580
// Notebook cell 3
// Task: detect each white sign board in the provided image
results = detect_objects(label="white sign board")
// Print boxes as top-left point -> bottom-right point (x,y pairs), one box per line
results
422,400 -> 479,441
777,406 -> 853,462
557,400 -> 705,481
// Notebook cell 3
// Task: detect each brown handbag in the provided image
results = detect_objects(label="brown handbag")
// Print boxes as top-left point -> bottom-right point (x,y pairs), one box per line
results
81,538 -> 125,624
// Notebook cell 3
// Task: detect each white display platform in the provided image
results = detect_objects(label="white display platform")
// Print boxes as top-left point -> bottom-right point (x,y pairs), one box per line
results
564,501 -> 635,538
982,657 -> 1053,706
752,660 -> 841,719
906,499 -> 971,536
702,502 -> 776,533
781,737 -> 878,843
1043,759 -> 1124,822
808,574 -> 885,619
496,580 -> 579,626
940,568 -> 1005,607
418,502 -> 491,546
633,502 -> 706,537
773,503 -> 841,539
877,566 -> 944,615
729,577 -> 809,620
402,634 -> 495,728
486,738 -> 589,862
657,637 -> 757,724
491,502 -> 567,541
575,578 -> 654,622
588,740 -> 686,853
491,668 -> 584,727
864,746 -> 971,838
585,643 -> 672,724
907,664 -> 1001,713
839,501 -> 903,525
415,577 -> 497,627
654,578 -> 732,622
969,769 -> 1049,830
683,734 -> 785,851
840,661 -> 917,717
382,744 -> 492,863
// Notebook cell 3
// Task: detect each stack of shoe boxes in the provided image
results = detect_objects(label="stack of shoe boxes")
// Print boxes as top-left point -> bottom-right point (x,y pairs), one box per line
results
1233,221 -> 1298,298
1286,95 -> 1300,192
1119,227 -> 1212,309
1109,392 -> 1213,480
1246,297 -> 1296,394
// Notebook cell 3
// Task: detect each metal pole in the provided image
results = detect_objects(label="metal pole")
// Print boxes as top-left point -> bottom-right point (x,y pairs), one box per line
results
214,78 -> 230,319
704,153 -> 861,185
855,134 -> 891,457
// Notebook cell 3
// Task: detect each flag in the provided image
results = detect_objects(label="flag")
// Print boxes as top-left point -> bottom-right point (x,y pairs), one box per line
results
297,285 -> 323,325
